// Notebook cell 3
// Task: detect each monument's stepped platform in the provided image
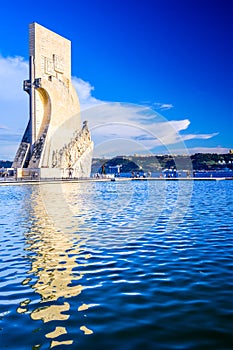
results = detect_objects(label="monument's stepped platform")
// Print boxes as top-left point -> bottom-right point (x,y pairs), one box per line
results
28,126 -> 48,168
12,142 -> 30,169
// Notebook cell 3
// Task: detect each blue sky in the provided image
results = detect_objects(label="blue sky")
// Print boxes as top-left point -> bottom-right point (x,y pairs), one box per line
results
0,0 -> 232,159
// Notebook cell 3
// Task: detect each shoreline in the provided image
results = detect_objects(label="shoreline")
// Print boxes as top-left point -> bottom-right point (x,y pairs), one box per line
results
0,176 -> 232,186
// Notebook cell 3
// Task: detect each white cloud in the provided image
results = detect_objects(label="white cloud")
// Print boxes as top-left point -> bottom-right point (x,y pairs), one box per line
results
72,77 -> 102,110
0,55 -> 28,133
184,146 -> 230,154
0,55 -> 28,101
0,55 -> 219,160
0,56 -> 29,159
80,104 -> 216,157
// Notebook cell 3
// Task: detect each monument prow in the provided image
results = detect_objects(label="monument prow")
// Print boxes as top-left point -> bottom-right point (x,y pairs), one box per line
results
13,22 -> 93,178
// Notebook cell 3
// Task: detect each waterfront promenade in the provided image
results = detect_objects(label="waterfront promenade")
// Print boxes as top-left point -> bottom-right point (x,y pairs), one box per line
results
0,175 -> 232,186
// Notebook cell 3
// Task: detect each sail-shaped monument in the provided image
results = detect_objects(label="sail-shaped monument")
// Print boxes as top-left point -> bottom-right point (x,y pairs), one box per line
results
13,22 -> 93,179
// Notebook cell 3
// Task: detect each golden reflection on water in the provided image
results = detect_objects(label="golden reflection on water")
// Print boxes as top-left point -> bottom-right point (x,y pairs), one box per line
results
46,326 -> 67,338
80,326 -> 94,335
17,183 -> 94,347
31,302 -> 70,323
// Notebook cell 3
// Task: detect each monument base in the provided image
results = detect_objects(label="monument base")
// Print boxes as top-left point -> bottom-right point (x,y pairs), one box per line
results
16,142 -> 93,180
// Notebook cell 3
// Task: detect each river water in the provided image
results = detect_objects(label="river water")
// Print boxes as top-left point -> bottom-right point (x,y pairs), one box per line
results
0,180 -> 232,350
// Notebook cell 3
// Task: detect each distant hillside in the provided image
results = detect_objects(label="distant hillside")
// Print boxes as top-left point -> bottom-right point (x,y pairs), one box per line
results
0,160 -> 12,168
91,153 -> 233,173
2,153 -> 233,172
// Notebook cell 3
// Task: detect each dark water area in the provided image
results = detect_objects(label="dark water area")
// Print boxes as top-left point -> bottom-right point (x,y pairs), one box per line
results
0,180 -> 232,349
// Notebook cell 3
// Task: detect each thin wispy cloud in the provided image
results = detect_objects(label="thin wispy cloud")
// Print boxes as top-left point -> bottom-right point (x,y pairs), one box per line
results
181,132 -> 219,141
154,102 -> 174,110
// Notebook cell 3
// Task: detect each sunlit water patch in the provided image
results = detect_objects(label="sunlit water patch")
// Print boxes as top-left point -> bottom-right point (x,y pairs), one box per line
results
0,180 -> 232,349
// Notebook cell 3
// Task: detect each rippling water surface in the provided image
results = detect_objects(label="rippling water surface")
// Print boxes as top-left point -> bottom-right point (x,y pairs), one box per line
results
0,180 -> 232,350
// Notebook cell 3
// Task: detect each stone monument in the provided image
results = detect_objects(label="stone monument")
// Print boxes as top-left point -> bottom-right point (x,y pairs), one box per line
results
13,22 -> 93,178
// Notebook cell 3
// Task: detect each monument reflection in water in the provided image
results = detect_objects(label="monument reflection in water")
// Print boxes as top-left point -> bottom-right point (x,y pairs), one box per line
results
1,180 -> 232,350
17,183 -> 95,348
